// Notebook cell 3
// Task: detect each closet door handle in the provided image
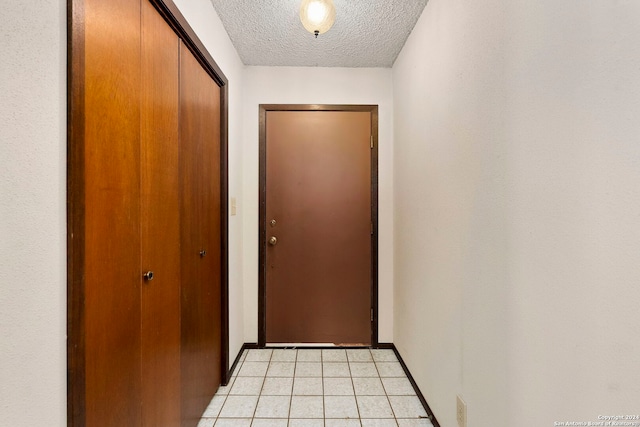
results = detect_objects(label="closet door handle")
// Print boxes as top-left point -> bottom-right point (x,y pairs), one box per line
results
143,271 -> 154,281
199,250 -> 207,258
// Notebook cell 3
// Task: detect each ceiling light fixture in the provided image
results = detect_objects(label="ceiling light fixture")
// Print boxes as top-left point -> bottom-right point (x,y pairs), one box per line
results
300,0 -> 336,38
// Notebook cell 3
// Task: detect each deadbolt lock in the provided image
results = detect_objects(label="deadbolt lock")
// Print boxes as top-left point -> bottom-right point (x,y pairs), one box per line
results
270,219 -> 277,227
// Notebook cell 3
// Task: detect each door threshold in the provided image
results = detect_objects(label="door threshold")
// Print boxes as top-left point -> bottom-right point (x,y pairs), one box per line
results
265,343 -> 371,348
266,343 -> 336,348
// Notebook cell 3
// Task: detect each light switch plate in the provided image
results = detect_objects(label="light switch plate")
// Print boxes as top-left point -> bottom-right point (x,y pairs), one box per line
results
230,197 -> 237,216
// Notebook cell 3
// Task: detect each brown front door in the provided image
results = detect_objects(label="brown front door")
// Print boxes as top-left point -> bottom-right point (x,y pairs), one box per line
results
261,106 -> 377,345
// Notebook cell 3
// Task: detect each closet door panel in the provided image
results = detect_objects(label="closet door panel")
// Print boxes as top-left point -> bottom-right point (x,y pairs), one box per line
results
179,42 -> 206,426
179,42 -> 222,426
201,79 -> 222,390
83,0 -> 142,425
140,1 -> 181,426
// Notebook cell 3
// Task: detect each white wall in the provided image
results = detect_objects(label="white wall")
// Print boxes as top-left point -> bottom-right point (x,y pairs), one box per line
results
393,0 -> 640,426
242,66 -> 395,344
0,0 -> 67,425
505,0 -> 640,422
167,0 -> 247,367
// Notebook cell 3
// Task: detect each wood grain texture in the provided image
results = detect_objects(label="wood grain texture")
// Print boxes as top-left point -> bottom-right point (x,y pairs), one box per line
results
140,2 -> 181,426
67,0 -> 87,424
265,111 -> 373,344
69,1 -> 230,425
179,42 -> 222,427
83,0 -> 142,425
219,81 -> 230,386
148,0 -> 226,87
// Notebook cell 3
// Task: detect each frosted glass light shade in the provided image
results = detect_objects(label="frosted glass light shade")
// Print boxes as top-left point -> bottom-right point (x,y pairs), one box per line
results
300,0 -> 336,37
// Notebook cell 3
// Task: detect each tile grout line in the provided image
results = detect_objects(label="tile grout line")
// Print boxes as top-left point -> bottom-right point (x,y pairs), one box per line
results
287,349 -> 298,426
211,350 -> 241,427
374,352 -> 400,426
321,350 -> 326,427
347,349 -> 364,427
254,349 -> 270,425
251,349 -> 272,424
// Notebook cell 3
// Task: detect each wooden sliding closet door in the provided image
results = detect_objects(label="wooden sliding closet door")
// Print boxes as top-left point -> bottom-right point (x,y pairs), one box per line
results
140,1 -> 181,426
83,0 -> 142,425
70,1 -> 228,426
179,42 -> 222,426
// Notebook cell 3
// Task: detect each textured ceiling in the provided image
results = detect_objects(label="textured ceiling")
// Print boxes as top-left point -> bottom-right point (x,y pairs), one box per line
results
209,0 -> 428,68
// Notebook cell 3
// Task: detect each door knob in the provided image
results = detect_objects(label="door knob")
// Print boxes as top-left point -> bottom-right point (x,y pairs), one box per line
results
269,236 -> 278,246
200,250 -> 207,257
143,271 -> 154,281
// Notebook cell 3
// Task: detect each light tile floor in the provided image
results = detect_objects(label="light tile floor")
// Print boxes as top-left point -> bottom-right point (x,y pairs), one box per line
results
198,348 -> 434,427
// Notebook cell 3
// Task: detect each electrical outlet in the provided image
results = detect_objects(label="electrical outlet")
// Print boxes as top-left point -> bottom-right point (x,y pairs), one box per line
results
457,395 -> 467,427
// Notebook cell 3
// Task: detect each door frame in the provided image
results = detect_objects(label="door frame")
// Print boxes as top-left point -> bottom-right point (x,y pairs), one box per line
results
67,1 -> 229,425
258,104 -> 379,347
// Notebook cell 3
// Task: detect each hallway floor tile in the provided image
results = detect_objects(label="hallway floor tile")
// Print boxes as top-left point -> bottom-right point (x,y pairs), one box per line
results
199,348 -> 433,427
